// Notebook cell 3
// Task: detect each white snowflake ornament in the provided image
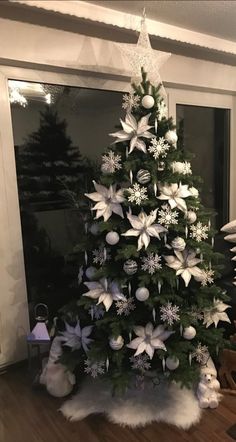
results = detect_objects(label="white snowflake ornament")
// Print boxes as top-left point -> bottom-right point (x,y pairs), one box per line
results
157,182 -> 192,212
141,252 -> 162,274
127,183 -> 148,205
85,181 -> 125,222
116,297 -> 136,316
127,322 -> 174,359
83,278 -> 126,312
201,268 -> 215,286
61,321 -> 93,352
192,343 -> 209,365
190,222 -> 209,242
122,209 -> 167,251
157,100 -> 167,120
101,151 -> 122,174
158,204 -> 179,227
84,359 -> 105,378
160,302 -> 180,326
110,112 -> 153,154
148,137 -> 169,159
92,246 -> 111,266
203,299 -> 231,328
130,354 -> 151,372
122,92 -> 140,111
165,249 -> 203,287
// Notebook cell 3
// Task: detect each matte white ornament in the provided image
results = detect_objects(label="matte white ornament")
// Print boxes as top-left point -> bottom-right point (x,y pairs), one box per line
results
142,95 -> 155,109
135,287 -> 150,301
171,237 -> 186,251
186,210 -> 197,224
85,266 -> 96,280
106,231 -> 120,245
183,326 -> 196,340
123,259 -> 138,275
90,223 -> 99,235
165,130 -> 178,145
109,335 -> 124,350
166,356 -> 179,371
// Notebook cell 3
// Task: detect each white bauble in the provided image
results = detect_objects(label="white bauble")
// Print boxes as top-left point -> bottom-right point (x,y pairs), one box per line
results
109,335 -> 124,350
165,130 -> 178,145
135,287 -> 150,301
90,223 -> 99,235
123,260 -> 138,275
186,210 -> 197,224
171,161 -> 185,174
85,266 -> 96,280
183,326 -> 196,340
171,237 -> 186,252
141,95 -> 155,109
106,231 -> 120,245
166,356 -> 180,371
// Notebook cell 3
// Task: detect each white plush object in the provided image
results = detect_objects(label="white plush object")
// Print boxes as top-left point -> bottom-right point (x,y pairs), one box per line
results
196,357 -> 222,409
40,336 -> 75,398
224,233 -> 236,243
60,378 -> 201,429
221,219 -> 236,234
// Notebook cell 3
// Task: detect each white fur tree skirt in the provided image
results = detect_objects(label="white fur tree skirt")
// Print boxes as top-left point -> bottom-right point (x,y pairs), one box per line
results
60,378 -> 202,429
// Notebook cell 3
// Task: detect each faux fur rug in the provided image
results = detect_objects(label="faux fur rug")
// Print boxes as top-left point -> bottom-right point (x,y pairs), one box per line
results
60,378 -> 201,429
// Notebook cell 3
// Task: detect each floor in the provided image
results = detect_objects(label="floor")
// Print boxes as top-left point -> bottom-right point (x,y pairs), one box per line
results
0,365 -> 236,442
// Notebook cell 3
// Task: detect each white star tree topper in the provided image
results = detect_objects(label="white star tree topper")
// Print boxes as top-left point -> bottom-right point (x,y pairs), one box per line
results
85,181 -> 125,222
203,299 -> 231,328
122,209 -> 167,251
127,322 -> 174,359
83,278 -> 126,312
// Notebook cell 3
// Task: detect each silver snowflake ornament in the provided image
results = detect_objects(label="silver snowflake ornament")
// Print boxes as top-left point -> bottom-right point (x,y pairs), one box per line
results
157,100 -> 167,120
127,183 -> 148,205
190,222 -> 209,242
148,137 -> 170,159
101,151 -> 122,174
116,297 -> 136,316
158,204 -> 179,227
201,268 -> 215,286
192,343 -> 209,365
84,359 -> 105,378
130,354 -> 151,372
122,92 -> 140,111
141,252 -> 162,274
92,246 -> 111,266
160,302 -> 180,326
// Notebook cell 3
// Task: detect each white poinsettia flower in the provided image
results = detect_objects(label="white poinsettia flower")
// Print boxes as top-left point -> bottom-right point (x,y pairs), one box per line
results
203,298 -> 231,328
61,321 -> 93,352
83,278 -> 126,312
157,182 -> 192,212
122,209 -> 167,251
109,112 -> 153,154
85,181 -> 125,222
165,249 -> 203,287
127,322 -> 174,359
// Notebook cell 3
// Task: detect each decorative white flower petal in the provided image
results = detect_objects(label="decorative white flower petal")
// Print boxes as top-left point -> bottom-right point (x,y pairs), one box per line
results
203,299 -> 231,328
157,183 -> 191,212
61,321 -> 93,352
127,322 -> 172,359
83,279 -> 125,312
85,181 -> 125,221
165,249 -> 203,287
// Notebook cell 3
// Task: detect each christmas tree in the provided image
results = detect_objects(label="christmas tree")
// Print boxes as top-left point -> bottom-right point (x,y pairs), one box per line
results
57,18 -> 231,394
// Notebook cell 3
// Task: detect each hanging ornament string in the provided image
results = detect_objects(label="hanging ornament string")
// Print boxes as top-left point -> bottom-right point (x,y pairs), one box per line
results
117,8 -> 171,102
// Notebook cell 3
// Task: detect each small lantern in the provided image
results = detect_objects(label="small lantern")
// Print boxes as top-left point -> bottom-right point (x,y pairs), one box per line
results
27,303 -> 51,372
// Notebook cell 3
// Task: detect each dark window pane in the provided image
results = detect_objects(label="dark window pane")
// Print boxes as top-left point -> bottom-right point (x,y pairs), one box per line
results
176,104 -> 230,229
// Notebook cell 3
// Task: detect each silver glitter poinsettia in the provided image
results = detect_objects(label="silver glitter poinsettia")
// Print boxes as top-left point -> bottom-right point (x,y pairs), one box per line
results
141,252 -> 162,274
122,209 -> 167,251
127,322 -> 174,359
203,299 -> 231,328
85,181 -> 125,222
61,321 -> 93,352
83,278 -> 126,311
165,249 -> 203,287
157,182 -> 192,212
109,112 -> 153,154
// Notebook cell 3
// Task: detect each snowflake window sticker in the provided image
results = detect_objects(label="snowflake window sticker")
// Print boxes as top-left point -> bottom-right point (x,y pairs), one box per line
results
84,359 -> 105,378
127,183 -> 148,205
101,151 -> 122,174
122,92 -> 140,111
190,222 -> 209,242
130,354 -> 151,372
92,246 -> 111,266
160,302 -> 180,326
148,137 -> 170,159
141,252 -> 162,274
158,204 -> 179,227
116,297 -> 136,316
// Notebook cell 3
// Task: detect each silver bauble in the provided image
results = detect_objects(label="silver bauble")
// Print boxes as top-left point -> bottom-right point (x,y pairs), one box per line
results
90,223 -> 99,235
85,266 -> 96,280
166,356 -> 180,370
186,210 -> 197,224
137,169 -> 151,184
135,287 -> 150,301
171,237 -> 186,252
141,95 -> 155,109
106,231 -> 120,245
123,259 -> 138,275
109,335 -> 124,350
183,326 -> 196,340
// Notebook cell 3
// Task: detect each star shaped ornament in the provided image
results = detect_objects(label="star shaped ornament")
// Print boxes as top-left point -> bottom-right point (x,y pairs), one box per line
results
117,14 -> 171,98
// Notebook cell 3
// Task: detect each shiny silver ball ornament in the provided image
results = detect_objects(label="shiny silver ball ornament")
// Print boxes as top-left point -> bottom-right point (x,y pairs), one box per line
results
171,237 -> 186,252
85,266 -> 96,280
90,223 -> 99,235
183,326 -> 196,340
141,95 -> 155,109
135,287 -> 150,301
106,231 -> 119,245
137,169 -> 151,185
166,356 -> 179,371
123,259 -> 138,275
109,335 -> 124,350
186,210 -> 197,224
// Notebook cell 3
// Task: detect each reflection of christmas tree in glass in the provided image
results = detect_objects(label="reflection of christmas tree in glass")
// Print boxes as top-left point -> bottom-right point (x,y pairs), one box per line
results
16,107 -> 93,210
58,69 -> 230,394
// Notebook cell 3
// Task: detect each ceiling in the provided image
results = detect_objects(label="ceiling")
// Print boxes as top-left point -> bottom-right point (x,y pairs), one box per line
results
87,0 -> 236,42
